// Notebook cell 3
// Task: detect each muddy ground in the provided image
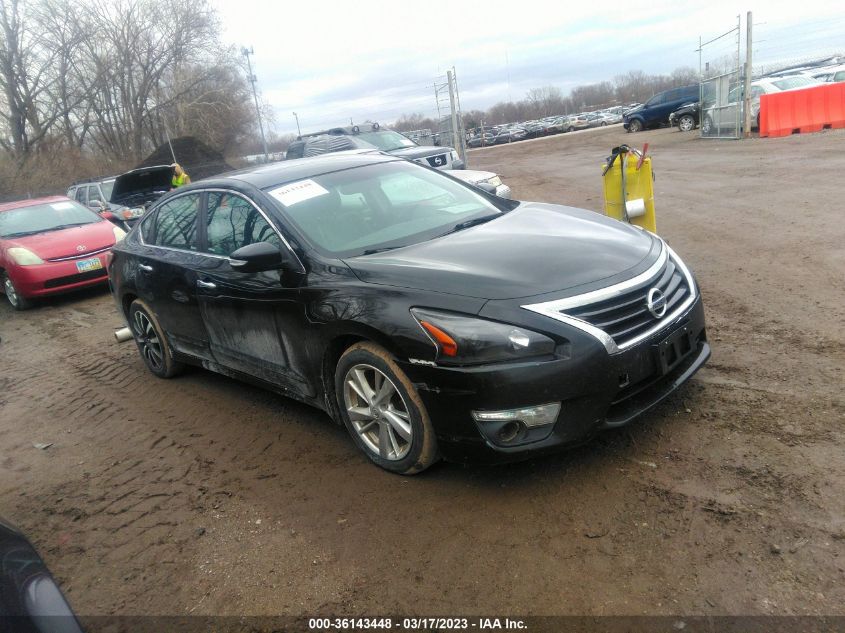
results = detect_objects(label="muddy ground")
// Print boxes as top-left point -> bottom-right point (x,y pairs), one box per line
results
1,125 -> 843,618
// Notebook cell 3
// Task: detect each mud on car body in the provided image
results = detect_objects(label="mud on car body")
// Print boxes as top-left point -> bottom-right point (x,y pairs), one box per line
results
109,153 -> 709,474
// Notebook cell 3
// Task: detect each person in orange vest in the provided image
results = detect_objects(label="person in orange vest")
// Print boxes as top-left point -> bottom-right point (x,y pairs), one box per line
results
171,163 -> 191,188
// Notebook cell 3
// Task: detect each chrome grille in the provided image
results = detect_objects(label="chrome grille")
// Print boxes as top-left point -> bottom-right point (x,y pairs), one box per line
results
521,243 -> 698,354
564,256 -> 691,347
47,245 -> 112,262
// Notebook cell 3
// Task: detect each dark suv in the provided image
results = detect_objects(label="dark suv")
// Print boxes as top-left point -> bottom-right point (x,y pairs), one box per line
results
286,123 -> 465,170
623,85 -> 699,132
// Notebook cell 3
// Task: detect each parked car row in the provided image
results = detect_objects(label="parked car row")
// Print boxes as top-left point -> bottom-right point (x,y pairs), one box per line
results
661,73 -> 824,134
285,123 -> 512,198
466,106 -> 630,148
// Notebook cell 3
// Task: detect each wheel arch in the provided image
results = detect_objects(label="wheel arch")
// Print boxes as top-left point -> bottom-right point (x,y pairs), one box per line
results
320,323 -> 408,425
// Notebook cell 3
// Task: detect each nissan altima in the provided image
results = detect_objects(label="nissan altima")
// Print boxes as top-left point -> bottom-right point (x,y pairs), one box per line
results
109,153 -> 709,474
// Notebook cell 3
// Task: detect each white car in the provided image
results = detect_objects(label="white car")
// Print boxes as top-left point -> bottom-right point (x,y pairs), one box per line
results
810,64 -> 845,84
450,169 -> 512,199
701,75 -> 822,134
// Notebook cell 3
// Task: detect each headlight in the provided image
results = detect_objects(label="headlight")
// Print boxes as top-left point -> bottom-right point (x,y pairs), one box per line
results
120,207 -> 144,220
8,247 -> 44,266
411,308 -> 555,365
113,226 -> 127,242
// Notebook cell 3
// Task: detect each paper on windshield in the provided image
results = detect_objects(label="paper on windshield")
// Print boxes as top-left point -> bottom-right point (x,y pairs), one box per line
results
268,179 -> 329,207
51,202 -> 76,210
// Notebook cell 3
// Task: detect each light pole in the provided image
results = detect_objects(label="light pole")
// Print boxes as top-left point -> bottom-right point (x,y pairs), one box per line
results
242,46 -> 269,163
293,112 -> 301,137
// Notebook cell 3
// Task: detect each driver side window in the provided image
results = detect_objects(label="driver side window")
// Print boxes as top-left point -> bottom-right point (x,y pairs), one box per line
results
204,193 -> 282,257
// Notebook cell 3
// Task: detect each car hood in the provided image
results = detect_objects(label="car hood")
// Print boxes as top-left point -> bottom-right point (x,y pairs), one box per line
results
386,145 -> 454,160
343,203 -> 659,301
2,220 -> 116,260
110,165 -> 172,206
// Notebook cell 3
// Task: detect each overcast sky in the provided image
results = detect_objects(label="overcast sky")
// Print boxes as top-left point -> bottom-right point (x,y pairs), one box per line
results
212,0 -> 844,136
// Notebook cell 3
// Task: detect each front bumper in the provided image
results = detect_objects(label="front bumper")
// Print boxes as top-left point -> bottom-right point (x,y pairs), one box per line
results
399,296 -> 709,464
8,254 -> 110,299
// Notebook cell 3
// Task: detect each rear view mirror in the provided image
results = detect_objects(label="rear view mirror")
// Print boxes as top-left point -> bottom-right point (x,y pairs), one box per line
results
229,241 -> 287,273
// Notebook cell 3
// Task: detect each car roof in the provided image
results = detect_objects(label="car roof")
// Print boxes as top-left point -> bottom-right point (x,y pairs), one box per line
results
188,152 -> 401,192
0,195 -> 70,213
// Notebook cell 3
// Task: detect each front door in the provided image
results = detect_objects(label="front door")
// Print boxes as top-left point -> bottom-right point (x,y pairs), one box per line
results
193,191 -> 315,397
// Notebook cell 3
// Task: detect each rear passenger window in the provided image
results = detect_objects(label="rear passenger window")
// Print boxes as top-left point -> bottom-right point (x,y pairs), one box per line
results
204,193 -> 281,256
149,194 -> 200,250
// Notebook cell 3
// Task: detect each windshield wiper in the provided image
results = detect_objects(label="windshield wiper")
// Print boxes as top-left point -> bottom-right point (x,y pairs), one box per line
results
55,222 -> 94,229
361,246 -> 400,255
442,214 -> 501,235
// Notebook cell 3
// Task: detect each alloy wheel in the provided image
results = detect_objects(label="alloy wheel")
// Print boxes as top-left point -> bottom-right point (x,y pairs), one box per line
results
343,363 -> 412,461
679,115 -> 695,132
4,277 -> 19,307
132,310 -> 163,371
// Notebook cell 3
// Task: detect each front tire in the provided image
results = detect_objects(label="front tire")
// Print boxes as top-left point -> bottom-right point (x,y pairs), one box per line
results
128,299 -> 183,378
701,115 -> 714,135
335,342 -> 439,474
3,273 -> 32,310
627,119 -> 643,133
678,114 -> 696,132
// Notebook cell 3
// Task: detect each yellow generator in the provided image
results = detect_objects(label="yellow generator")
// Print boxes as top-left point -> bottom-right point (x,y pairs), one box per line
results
601,144 -> 657,233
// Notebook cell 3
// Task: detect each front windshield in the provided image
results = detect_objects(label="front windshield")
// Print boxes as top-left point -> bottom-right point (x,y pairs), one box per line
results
267,161 -> 505,258
356,130 -> 417,152
100,180 -> 115,201
0,200 -> 101,238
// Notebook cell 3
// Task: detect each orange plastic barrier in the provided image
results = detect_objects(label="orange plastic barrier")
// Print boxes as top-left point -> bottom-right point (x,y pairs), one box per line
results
760,82 -> 845,138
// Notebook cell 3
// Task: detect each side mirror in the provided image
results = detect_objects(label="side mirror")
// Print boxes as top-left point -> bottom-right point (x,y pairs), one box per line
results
474,182 -> 497,195
88,200 -> 105,211
228,241 -> 287,273
451,159 -> 465,170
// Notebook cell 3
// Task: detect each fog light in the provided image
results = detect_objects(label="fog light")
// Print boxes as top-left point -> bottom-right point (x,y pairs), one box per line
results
472,402 -> 561,428
498,421 -> 522,443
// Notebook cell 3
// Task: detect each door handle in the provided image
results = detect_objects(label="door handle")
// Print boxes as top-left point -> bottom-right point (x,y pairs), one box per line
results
138,263 -> 153,272
196,279 -> 217,290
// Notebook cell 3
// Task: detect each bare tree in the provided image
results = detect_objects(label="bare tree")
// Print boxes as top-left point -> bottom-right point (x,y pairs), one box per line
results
0,0 -> 81,156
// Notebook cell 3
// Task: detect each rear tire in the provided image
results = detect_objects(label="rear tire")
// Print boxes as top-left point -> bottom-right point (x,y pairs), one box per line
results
628,119 -> 643,133
335,342 -> 439,475
128,299 -> 183,378
3,274 -> 32,310
701,115 -> 714,135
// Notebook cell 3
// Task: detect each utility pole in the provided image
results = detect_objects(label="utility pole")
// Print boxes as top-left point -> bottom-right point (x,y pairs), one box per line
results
242,46 -> 269,162
446,69 -> 465,164
293,112 -> 301,137
743,11 -> 753,138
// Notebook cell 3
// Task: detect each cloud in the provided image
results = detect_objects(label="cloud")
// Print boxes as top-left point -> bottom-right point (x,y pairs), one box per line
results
212,0 -> 845,135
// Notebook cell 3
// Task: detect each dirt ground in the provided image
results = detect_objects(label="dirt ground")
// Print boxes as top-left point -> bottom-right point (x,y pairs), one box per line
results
1,125 -> 844,619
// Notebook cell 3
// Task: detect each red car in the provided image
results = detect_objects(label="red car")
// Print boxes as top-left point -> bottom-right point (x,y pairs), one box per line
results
0,195 -> 125,310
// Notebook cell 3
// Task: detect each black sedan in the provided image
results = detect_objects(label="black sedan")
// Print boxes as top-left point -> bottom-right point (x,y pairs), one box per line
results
109,153 -> 709,474
0,517 -> 83,632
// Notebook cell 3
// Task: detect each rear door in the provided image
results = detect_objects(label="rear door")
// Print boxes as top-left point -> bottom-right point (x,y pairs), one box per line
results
193,190 -> 315,397
135,192 -> 212,360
